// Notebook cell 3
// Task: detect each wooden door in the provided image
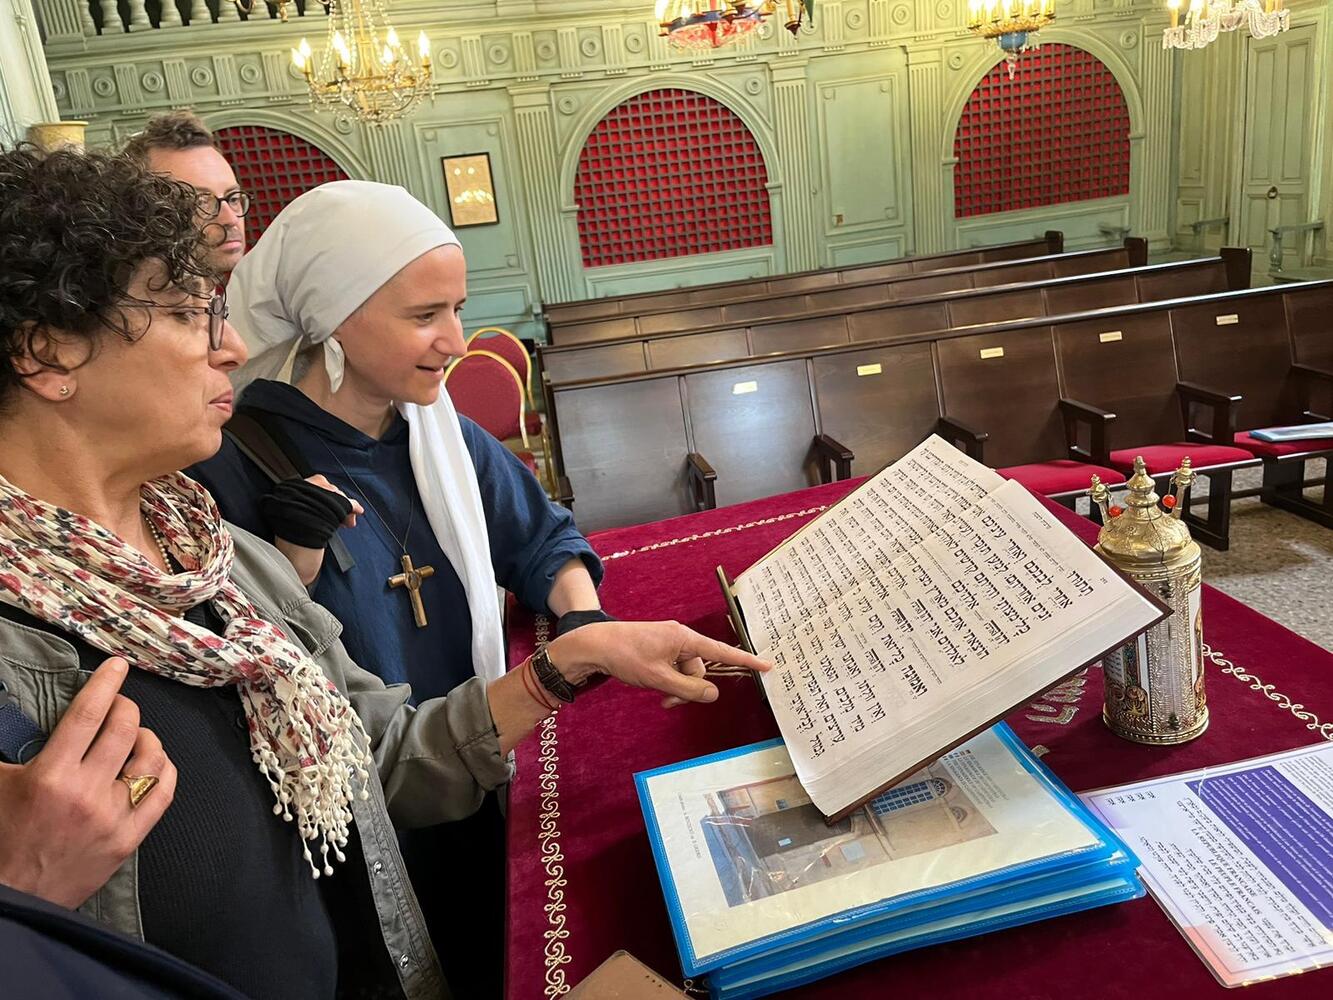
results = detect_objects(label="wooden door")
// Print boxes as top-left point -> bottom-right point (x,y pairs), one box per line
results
1237,24 -> 1318,279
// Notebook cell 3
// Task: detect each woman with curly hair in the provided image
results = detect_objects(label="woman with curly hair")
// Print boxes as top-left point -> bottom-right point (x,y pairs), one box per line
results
0,144 -> 766,999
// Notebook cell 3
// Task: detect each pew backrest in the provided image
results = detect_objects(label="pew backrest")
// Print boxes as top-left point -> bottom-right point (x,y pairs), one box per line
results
1170,293 -> 1300,428
542,231 -> 1064,327
541,252 -> 1246,385
685,361 -> 821,508
934,326 -> 1065,469
551,278 -> 1332,531
1054,312 -> 1185,447
548,241 -> 1140,346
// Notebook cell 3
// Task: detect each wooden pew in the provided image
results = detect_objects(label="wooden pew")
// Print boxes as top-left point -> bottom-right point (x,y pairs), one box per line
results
541,231 -> 1065,330
540,251 -> 1248,386
548,239 -> 1146,346
1032,311 -> 1258,548
547,341 -> 943,532
548,280 -> 1333,537
1168,282 -> 1333,529
932,324 -> 1130,496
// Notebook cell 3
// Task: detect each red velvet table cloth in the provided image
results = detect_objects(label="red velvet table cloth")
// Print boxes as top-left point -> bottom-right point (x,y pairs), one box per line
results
504,480 -> 1333,999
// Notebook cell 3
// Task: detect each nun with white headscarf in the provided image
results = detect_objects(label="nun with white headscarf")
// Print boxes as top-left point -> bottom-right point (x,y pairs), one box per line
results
187,180 -> 768,995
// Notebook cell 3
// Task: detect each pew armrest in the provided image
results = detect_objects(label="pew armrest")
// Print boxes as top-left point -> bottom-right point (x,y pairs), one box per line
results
937,416 -> 989,462
813,433 -> 855,484
686,452 -> 718,512
1292,364 -> 1333,422
556,475 -> 575,509
1292,363 -> 1333,386
1059,398 -> 1116,466
1176,381 -> 1240,445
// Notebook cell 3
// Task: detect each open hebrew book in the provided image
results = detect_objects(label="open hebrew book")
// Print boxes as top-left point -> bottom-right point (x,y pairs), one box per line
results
719,436 -> 1167,822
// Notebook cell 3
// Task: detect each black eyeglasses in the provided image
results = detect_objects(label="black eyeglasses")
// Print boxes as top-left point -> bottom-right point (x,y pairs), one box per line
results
196,190 -> 252,219
142,294 -> 230,351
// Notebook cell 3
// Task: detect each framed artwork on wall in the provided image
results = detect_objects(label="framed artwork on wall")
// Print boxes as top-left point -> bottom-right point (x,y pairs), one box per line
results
442,152 -> 500,227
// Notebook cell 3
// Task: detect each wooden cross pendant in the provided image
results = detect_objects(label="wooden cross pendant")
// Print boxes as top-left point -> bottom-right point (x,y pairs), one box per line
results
388,553 -> 435,628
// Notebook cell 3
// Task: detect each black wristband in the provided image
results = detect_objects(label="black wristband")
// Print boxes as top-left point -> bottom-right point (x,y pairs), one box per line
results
260,478 -> 353,550
554,608 -> 617,637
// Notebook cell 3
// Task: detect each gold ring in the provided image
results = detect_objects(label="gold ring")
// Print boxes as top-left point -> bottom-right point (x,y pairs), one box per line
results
120,774 -> 159,810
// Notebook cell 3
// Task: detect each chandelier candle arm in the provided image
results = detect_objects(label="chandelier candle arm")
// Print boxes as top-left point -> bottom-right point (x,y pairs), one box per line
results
1162,0 -> 1289,49
291,0 -> 432,125
966,0 -> 1057,78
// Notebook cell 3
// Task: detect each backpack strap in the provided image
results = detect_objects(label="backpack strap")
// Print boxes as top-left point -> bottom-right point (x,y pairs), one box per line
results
222,408 -> 356,574
222,410 -> 305,482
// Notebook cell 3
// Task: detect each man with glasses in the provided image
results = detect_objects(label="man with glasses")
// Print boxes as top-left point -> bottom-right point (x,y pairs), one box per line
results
123,112 -> 250,278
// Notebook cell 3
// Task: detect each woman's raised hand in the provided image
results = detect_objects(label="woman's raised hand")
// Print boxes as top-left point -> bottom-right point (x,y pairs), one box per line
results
0,657 -> 176,909
268,474 -> 364,586
545,620 -> 770,709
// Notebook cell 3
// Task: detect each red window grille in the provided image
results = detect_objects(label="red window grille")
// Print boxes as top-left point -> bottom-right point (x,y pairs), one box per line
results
213,126 -> 350,242
953,44 -> 1131,218
573,88 -> 774,268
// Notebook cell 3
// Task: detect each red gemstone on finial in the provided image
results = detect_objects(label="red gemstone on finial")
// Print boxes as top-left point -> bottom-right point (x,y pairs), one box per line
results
1162,495 -> 1177,510
1109,505 -> 1124,518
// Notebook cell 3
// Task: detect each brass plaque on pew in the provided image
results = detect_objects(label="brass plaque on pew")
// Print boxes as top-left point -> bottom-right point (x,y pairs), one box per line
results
856,363 -> 883,376
732,380 -> 759,395
1099,331 -> 1123,343
979,347 -> 1005,359
1216,314 -> 1240,326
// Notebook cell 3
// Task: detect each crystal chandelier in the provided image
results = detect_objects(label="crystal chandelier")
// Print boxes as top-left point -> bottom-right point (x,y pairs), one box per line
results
291,0 -> 431,126
1162,0 -> 1289,50
654,0 -> 811,52
966,1 -> 1057,79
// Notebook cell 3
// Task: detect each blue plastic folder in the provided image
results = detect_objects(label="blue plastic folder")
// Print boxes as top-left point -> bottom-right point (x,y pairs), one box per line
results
635,725 -> 1143,999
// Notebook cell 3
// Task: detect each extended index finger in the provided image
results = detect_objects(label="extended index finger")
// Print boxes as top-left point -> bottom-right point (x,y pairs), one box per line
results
675,628 -> 771,673
41,657 -> 131,767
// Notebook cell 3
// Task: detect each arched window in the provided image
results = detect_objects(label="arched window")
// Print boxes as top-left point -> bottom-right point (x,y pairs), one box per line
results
953,44 -> 1131,218
573,88 -> 774,268
213,126 -> 351,242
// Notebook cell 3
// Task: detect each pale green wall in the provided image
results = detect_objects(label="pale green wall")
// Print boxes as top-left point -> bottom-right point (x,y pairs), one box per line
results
37,0 -> 1200,341
1,0 -> 59,144
1172,0 -> 1331,272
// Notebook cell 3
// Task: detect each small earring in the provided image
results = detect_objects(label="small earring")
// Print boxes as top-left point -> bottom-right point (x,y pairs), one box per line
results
58,385 -> 70,396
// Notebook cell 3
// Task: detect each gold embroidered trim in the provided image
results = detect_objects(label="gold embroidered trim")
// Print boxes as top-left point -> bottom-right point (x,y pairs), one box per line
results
600,505 -> 830,563
1206,642 -> 1333,741
533,614 -> 572,997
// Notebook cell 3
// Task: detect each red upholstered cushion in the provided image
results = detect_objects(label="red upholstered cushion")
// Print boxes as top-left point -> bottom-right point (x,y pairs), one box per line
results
445,353 -> 523,442
1233,431 -> 1333,459
1109,443 -> 1255,474
470,332 -> 532,387
998,461 -> 1125,496
523,409 -> 543,437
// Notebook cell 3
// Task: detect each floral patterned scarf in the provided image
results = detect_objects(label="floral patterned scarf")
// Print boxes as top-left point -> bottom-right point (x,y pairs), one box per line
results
0,471 -> 373,878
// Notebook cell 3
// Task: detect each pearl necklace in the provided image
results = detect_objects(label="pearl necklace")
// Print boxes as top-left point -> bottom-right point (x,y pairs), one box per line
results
144,514 -> 172,571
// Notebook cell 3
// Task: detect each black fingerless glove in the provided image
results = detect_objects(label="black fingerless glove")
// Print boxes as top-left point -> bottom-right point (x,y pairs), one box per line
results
260,478 -> 353,549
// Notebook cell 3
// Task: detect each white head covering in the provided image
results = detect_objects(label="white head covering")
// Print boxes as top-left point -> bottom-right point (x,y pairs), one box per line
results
228,180 -> 504,683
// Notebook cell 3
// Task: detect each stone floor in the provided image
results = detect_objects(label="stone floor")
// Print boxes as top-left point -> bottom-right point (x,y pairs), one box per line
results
1196,466 -> 1333,651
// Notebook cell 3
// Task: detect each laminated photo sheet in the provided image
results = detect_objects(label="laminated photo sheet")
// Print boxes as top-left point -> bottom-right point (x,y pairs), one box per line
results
637,727 -> 1103,973
1082,742 -> 1333,988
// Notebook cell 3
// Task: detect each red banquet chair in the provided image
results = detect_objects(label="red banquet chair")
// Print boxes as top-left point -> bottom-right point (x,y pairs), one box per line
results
465,327 -> 557,493
443,350 -> 541,481
466,327 -> 541,436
